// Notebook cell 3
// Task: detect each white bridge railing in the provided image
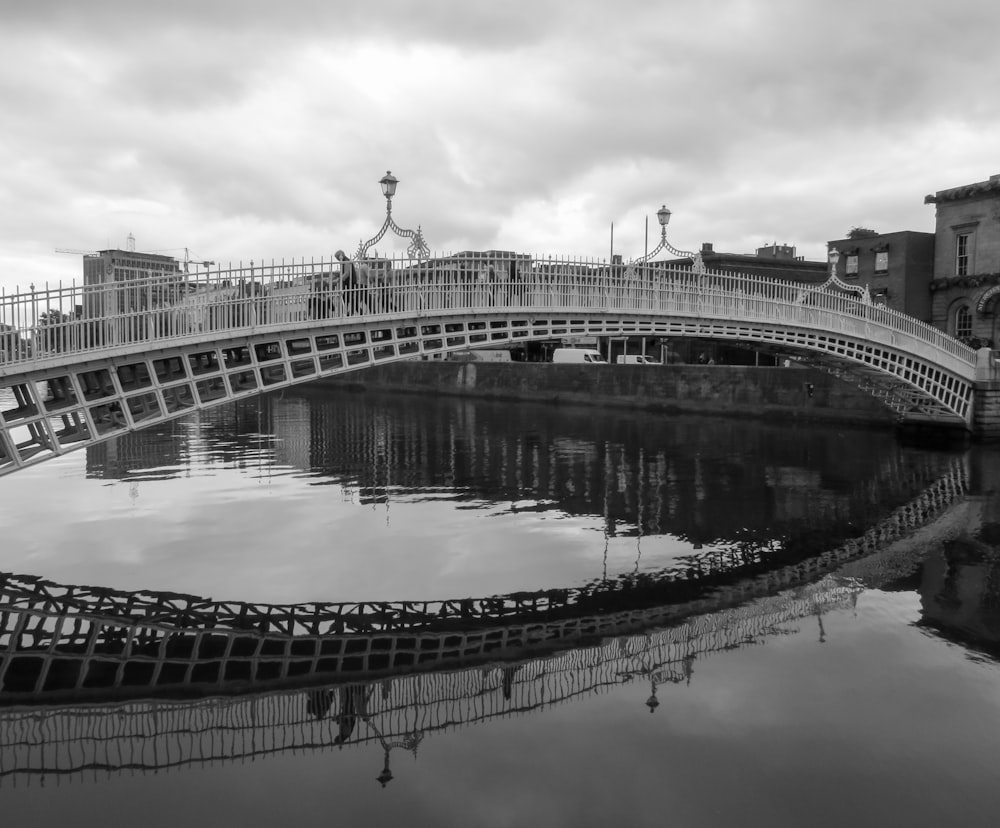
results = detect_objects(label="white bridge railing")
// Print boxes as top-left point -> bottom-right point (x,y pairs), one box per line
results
0,252 -> 976,377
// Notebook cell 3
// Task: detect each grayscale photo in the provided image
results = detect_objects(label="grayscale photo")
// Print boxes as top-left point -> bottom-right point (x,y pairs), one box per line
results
1,2 -> 998,826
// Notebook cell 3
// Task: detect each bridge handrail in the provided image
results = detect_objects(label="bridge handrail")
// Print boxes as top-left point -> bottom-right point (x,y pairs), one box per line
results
0,253 -> 976,374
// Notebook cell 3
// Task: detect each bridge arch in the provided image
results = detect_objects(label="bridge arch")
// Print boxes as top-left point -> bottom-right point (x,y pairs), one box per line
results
0,255 -> 979,475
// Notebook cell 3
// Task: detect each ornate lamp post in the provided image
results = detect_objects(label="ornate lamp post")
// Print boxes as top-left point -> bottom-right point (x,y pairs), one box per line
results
632,205 -> 703,273
827,247 -> 840,278
821,246 -> 871,303
355,170 -> 431,261
380,170 -> 398,204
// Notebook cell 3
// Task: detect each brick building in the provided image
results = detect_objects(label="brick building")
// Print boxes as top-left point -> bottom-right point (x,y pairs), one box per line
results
826,230 -> 935,321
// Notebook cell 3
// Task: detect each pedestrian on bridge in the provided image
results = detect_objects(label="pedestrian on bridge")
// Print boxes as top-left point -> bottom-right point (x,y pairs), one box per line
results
335,250 -> 369,315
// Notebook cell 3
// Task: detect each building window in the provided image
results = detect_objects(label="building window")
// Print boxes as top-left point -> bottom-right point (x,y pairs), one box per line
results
955,305 -> 973,340
846,255 -> 858,275
956,234 -> 970,277
874,251 -> 888,272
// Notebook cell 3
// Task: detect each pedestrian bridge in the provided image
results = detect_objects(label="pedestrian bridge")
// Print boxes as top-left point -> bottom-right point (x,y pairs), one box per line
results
0,253 -> 983,476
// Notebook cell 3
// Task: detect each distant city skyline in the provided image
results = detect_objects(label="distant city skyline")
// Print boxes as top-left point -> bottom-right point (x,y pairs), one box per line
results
2,0 -> 998,294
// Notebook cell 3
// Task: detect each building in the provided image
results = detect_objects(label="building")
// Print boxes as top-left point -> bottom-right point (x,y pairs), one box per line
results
827,230 -> 935,321
83,247 -> 184,321
925,174 -> 1000,347
77,241 -> 185,345
666,242 -> 829,283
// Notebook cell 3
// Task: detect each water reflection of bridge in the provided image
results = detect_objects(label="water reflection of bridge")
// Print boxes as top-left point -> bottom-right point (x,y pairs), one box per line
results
86,390 -> 962,547
0,459 -> 969,785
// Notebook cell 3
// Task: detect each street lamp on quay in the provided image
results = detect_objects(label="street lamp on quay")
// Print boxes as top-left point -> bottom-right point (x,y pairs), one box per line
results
354,170 -> 431,262
632,204 -> 703,273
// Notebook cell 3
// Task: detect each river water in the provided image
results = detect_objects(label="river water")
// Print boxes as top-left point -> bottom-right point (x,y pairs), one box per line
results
0,386 -> 998,827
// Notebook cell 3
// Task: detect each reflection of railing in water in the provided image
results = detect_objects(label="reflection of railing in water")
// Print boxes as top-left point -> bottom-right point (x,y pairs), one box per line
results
0,576 -> 863,786
0,455 -> 971,787
0,457 -> 968,710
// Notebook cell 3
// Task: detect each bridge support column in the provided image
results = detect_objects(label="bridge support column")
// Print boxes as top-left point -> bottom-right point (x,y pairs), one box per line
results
971,381 -> 1000,440
970,348 -> 1000,441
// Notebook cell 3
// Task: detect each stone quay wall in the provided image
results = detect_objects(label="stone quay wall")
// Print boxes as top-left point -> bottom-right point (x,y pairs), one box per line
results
320,362 -> 898,428
972,381 -> 1000,441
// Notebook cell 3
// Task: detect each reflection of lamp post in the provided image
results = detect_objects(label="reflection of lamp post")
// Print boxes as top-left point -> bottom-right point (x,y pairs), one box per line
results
368,713 -> 422,789
355,170 -> 430,261
646,681 -> 660,713
376,748 -> 395,787
632,205 -> 703,273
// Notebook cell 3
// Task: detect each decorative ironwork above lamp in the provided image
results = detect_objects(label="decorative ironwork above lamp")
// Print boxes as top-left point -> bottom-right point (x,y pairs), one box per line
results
631,204 -> 704,273
823,246 -> 871,303
355,170 -> 431,261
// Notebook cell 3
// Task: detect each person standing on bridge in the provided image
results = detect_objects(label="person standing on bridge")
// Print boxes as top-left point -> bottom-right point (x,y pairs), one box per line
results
335,250 -> 368,315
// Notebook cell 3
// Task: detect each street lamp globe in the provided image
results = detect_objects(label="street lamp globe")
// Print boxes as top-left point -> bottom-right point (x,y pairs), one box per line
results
657,205 -> 672,227
380,171 -> 398,200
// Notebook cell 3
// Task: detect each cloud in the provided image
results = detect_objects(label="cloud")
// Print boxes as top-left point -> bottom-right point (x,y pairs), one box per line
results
2,0 -> 999,295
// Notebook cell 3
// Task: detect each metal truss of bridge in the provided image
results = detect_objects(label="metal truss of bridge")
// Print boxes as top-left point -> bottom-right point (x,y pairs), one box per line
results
0,459 -> 969,784
0,253 -> 983,476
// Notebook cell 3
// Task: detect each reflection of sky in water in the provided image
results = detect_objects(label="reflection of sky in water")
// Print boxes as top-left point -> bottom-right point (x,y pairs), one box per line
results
0,448 -> 696,604
0,391 -> 999,825
0,390 -> 966,606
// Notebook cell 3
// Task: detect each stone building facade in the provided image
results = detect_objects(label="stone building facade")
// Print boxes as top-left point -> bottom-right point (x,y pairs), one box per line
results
925,174 -> 1000,347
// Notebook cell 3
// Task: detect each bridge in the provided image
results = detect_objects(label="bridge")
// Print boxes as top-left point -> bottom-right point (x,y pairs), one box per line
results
0,457 -> 970,785
0,252 -> 987,476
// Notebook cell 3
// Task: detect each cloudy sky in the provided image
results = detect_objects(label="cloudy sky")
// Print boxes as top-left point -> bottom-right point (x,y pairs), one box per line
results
1,0 -> 998,295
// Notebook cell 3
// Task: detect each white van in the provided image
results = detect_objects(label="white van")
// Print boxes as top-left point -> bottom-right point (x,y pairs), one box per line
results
552,348 -> 607,364
450,349 -> 512,362
615,354 -> 659,365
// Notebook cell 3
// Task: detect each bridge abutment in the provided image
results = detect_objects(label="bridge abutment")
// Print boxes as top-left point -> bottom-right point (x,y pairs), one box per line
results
972,381 -> 1000,441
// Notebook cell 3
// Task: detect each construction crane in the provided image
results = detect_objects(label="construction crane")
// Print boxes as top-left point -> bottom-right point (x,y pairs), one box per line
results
54,248 -> 98,255
182,248 -> 215,273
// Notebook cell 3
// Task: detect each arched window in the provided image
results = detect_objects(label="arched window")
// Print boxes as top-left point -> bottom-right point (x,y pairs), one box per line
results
955,305 -> 973,340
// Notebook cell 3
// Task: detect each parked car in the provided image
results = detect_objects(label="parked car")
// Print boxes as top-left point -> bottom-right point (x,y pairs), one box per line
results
552,348 -> 607,364
615,354 -> 659,365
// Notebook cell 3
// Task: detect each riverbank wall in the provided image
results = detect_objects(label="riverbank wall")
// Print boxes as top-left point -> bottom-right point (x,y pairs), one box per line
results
319,362 -> 898,428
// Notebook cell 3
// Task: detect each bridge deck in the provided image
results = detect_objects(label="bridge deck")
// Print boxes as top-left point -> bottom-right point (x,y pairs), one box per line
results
0,255 -> 979,474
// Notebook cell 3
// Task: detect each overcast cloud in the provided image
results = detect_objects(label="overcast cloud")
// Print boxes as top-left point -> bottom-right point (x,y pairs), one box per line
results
1,0 -> 998,293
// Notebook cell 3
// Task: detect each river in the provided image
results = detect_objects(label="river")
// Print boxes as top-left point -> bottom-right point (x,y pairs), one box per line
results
0,386 -> 997,827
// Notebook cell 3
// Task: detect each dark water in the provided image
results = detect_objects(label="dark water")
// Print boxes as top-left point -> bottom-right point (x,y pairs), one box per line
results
0,387 -> 998,827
